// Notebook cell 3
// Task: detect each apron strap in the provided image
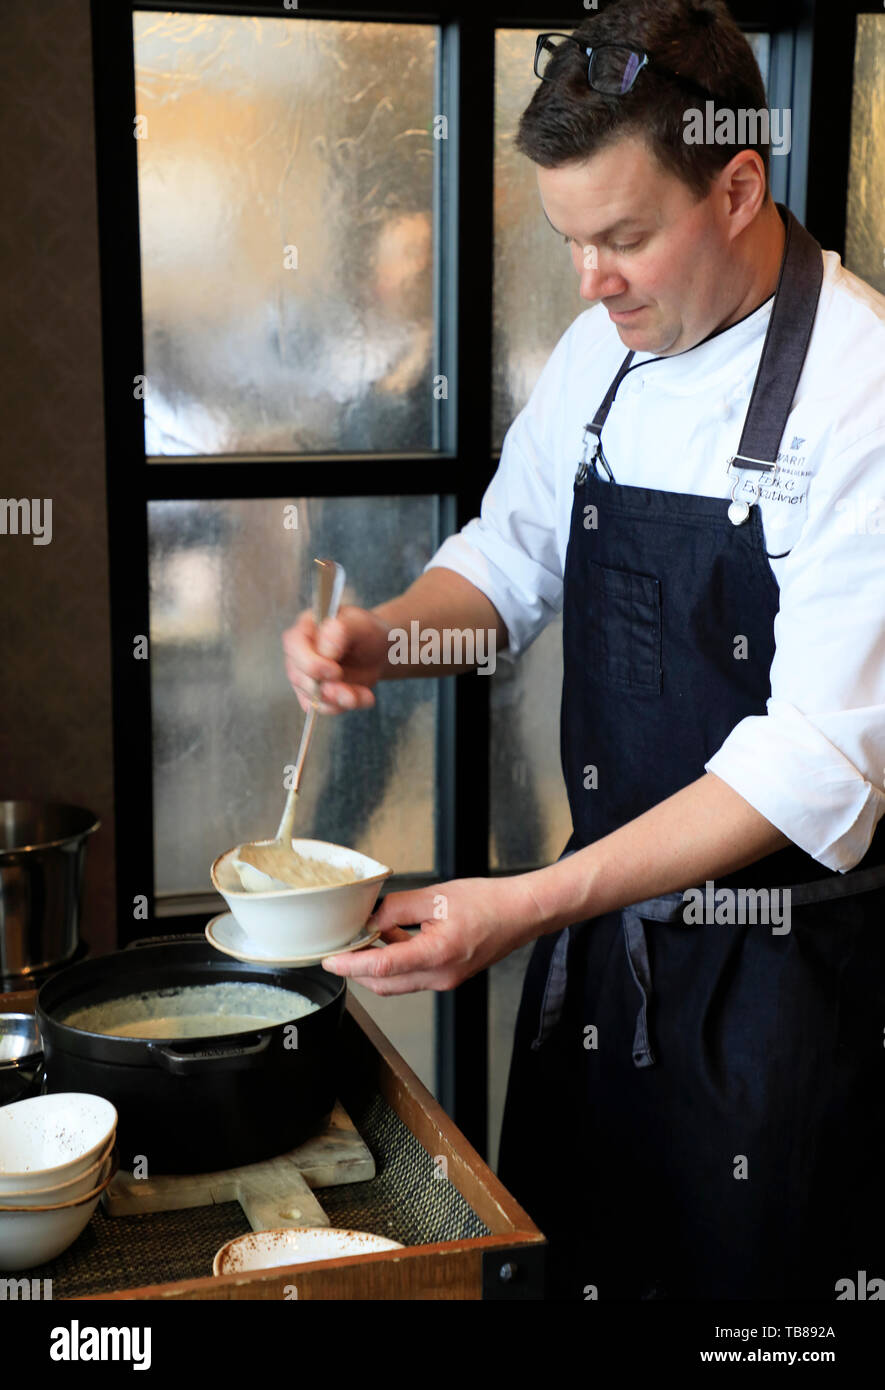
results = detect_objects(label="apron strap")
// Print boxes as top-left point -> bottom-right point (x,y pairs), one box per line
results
530,926 -> 571,1051
731,205 -> 824,473
532,844 -> 579,1050
621,894 -> 687,1068
584,350 -> 635,439
780,859 -> 885,906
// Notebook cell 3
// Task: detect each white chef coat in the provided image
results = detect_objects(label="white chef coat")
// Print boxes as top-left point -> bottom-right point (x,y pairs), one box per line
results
425,249 -> 885,873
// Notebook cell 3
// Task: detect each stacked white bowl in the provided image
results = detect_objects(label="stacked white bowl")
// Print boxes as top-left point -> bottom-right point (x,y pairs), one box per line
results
0,1092 -> 117,1270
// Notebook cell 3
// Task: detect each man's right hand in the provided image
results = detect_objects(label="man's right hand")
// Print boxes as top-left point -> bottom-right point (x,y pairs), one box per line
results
282,568 -> 509,712
281,605 -> 391,714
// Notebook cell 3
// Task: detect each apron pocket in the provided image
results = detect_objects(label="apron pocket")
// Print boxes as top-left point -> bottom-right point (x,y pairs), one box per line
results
586,562 -> 662,693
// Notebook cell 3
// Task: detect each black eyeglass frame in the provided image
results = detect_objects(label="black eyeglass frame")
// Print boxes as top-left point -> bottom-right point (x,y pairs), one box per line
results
533,33 -> 719,105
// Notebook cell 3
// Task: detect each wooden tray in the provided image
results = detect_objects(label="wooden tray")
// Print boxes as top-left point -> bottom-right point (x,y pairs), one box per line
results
0,987 -> 545,1300
103,1098 -> 375,1229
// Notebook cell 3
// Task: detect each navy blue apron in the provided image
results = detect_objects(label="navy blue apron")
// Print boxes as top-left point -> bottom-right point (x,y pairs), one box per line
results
497,205 -> 885,1300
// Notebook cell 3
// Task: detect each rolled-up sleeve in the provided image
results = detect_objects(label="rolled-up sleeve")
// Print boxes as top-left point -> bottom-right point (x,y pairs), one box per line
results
706,425 -> 885,871
424,326 -> 579,662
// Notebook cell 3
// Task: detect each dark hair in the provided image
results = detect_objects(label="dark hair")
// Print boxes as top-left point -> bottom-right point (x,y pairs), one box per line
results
515,0 -> 771,200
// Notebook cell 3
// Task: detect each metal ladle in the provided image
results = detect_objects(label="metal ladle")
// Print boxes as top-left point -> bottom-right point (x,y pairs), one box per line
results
234,557 -> 346,891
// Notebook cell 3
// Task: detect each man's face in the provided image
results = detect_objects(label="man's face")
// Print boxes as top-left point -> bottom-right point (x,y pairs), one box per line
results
536,135 -> 733,356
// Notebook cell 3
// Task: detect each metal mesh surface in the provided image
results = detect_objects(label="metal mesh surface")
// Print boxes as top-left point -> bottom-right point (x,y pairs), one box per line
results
11,1088 -> 491,1297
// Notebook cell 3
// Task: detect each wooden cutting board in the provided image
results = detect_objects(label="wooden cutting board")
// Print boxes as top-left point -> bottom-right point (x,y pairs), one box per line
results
102,1101 -> 373,1232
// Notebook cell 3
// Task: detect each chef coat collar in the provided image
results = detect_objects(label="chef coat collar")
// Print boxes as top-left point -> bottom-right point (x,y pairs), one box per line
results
624,289 -> 775,396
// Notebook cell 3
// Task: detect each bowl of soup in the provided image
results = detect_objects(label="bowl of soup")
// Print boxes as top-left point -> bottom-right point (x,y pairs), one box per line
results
211,838 -> 391,956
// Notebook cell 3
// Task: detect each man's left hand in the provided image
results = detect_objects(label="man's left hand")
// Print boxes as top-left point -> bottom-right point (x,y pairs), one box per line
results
320,875 -> 549,995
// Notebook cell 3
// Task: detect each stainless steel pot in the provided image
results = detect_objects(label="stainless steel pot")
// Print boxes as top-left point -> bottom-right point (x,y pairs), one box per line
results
0,802 -> 99,981
0,1014 -> 44,1105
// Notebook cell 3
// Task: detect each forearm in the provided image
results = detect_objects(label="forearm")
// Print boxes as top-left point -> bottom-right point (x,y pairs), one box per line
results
521,772 -> 792,938
371,566 -> 509,678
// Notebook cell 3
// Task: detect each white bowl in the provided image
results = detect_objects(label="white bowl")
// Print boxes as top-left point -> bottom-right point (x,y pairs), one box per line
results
213,1226 -> 403,1276
211,839 -> 391,957
0,1133 -> 115,1205
0,1152 -> 112,1270
0,1092 -> 118,1194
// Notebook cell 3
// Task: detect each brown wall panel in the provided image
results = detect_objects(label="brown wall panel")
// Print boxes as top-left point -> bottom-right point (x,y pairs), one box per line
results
0,0 -> 115,956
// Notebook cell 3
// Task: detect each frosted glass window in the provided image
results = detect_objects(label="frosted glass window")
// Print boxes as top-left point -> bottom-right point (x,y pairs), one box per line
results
490,31 -> 579,875
846,15 -> 885,295
745,32 -> 770,93
492,30 -> 580,450
489,618 -> 571,872
487,940 -> 535,1172
148,497 -> 438,898
133,12 -> 438,455
349,984 -> 436,1100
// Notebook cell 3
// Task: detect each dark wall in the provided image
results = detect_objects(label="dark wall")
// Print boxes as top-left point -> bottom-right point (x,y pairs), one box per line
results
0,0 -> 116,955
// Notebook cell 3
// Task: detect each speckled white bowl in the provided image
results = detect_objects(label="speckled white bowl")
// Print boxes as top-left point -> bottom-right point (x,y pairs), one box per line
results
213,1226 -> 403,1276
0,1151 -> 113,1270
211,839 -> 391,956
0,1134 -> 115,1205
0,1093 -> 117,1195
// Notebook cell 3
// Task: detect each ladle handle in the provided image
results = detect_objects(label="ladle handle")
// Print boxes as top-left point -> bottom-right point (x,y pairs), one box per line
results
313,556 -> 344,630
275,558 -> 346,843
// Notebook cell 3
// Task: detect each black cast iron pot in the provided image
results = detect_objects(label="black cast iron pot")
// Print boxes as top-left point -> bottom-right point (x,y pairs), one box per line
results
36,936 -> 346,1174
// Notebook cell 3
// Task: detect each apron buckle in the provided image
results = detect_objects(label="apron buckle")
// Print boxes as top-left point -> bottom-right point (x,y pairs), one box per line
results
576,425 -> 616,485
575,424 -> 596,485
727,471 -> 761,526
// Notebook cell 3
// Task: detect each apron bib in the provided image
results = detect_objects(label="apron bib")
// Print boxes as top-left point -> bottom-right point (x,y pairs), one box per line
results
497,206 -> 885,1300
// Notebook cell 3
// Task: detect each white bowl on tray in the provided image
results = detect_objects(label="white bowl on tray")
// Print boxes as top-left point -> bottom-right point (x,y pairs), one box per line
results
0,1149 -> 116,1270
0,1134 -> 116,1206
210,839 -> 391,957
212,1226 -> 403,1276
0,1092 -> 118,1195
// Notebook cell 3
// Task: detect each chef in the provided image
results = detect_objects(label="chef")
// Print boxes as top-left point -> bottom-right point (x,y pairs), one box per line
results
282,0 -> 885,1300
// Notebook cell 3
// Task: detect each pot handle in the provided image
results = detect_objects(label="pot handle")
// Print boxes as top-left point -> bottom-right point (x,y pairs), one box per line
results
125,933 -> 208,950
146,1032 -> 273,1074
